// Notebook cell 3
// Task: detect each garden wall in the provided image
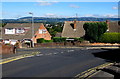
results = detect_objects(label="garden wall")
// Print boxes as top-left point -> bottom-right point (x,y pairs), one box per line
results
0,44 -> 16,54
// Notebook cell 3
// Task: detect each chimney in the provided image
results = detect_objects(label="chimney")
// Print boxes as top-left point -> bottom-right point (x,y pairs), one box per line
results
74,19 -> 77,30
106,20 -> 110,31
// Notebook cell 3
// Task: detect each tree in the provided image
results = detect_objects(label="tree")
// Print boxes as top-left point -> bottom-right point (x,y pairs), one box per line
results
46,27 -> 57,37
83,22 -> 107,42
0,23 -> 7,27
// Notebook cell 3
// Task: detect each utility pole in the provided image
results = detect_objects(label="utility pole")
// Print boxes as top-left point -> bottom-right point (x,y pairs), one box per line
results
29,12 -> 34,47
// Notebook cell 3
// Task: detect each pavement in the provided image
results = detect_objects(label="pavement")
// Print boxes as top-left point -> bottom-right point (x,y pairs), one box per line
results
74,48 -> 120,79
89,62 -> 120,79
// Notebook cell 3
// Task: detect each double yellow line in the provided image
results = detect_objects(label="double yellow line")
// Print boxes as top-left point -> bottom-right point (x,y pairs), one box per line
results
0,52 -> 41,64
74,62 -> 113,79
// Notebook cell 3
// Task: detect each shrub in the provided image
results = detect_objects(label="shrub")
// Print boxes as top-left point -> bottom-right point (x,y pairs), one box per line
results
37,38 -> 45,43
53,37 -> 84,42
99,32 -> 120,43
37,38 -> 53,43
53,37 -> 66,42
68,38 -> 84,42
79,38 -> 84,42
44,40 -> 53,43
83,22 -> 107,42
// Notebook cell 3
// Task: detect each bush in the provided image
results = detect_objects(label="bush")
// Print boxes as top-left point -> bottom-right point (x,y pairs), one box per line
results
53,37 -> 84,42
44,40 -> 53,43
68,38 -> 84,42
53,37 -> 66,42
37,38 -> 53,43
83,22 -> 107,42
79,38 -> 84,42
99,32 -> 120,43
37,38 -> 45,43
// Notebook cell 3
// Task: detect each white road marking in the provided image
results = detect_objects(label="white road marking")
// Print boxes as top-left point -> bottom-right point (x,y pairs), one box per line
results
68,50 -> 75,52
53,52 -> 57,54
46,53 -> 52,55
61,52 -> 64,53
26,55 -> 34,58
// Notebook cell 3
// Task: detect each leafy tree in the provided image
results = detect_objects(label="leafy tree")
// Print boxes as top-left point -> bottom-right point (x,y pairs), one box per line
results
0,23 -> 7,27
46,27 -> 57,37
46,22 -> 63,37
83,22 -> 107,42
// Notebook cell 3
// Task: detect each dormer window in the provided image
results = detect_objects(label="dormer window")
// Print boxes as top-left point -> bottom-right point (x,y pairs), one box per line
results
39,29 -> 47,34
5,28 -> 15,34
16,28 -> 25,34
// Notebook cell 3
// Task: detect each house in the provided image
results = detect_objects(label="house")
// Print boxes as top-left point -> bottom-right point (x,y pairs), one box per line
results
61,20 -> 119,38
62,20 -> 95,38
2,23 -> 51,47
107,21 -> 120,33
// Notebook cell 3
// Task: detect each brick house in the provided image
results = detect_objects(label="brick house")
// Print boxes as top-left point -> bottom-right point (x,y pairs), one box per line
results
32,23 -> 51,43
2,23 -> 51,47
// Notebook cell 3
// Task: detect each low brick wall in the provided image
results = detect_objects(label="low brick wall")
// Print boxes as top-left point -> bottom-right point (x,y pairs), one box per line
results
34,42 -> 120,47
0,44 -> 16,54
34,42 -> 81,47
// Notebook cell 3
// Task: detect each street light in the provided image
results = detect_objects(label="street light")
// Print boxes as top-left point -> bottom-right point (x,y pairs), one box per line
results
29,12 -> 34,47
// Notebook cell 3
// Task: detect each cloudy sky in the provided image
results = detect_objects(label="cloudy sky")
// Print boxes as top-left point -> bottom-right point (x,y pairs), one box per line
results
1,1 -> 119,19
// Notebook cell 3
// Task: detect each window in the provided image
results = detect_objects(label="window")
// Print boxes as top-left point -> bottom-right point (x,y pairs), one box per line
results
42,29 -> 47,33
39,29 -> 47,34
39,29 -> 42,34
16,28 -> 25,34
5,28 -> 15,34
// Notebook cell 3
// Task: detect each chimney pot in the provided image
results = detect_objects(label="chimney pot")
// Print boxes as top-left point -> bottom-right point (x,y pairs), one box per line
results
74,19 -> 77,29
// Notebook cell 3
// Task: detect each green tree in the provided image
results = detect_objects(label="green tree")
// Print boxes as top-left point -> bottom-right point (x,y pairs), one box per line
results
0,23 -> 7,27
46,27 -> 57,37
83,22 -> 107,42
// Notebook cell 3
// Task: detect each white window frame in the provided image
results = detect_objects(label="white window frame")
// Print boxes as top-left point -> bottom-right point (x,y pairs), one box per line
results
16,28 -> 25,34
5,28 -> 15,34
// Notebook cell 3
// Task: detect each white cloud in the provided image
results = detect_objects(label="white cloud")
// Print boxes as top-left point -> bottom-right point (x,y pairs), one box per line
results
103,14 -> 118,18
112,6 -> 118,9
37,0 -> 58,6
84,14 -> 95,17
43,13 -> 72,18
84,14 -> 118,18
44,13 -> 57,17
69,4 -> 80,8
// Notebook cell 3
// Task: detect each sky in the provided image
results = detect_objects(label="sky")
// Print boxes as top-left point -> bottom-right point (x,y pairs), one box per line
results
1,1 -> 119,19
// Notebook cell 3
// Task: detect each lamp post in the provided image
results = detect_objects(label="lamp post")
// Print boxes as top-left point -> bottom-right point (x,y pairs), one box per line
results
29,12 -> 34,47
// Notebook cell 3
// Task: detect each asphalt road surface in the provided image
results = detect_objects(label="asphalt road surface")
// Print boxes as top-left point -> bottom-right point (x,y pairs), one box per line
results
2,48 -> 109,78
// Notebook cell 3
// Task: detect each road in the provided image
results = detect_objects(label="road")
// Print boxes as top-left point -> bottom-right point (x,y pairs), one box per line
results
2,48 -> 109,78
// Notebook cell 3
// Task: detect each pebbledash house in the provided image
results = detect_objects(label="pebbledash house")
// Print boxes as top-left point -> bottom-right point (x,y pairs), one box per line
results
1,23 -> 51,47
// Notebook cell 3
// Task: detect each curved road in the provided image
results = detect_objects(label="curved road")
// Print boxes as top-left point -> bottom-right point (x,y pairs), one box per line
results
2,48 -> 108,78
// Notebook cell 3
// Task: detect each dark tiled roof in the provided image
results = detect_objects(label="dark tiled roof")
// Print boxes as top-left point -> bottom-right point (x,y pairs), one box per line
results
55,32 -> 61,37
62,21 -> 89,38
2,23 -> 42,40
108,21 -> 120,33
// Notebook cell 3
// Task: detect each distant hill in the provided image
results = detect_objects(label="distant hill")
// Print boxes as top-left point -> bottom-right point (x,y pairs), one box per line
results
1,17 -> 120,23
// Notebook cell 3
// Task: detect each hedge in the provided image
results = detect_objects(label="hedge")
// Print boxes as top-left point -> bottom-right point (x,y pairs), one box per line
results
53,37 -> 66,42
99,32 -> 120,43
53,37 -> 84,42
37,38 -> 53,43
